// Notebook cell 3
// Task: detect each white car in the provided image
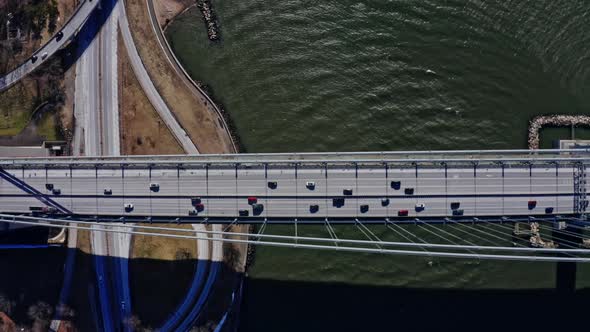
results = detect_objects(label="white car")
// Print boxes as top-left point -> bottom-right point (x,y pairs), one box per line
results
415,203 -> 425,211
306,181 -> 315,190
41,52 -> 48,60
149,183 -> 160,191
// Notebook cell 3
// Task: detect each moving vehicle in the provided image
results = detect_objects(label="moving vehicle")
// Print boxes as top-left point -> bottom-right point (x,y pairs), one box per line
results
55,31 -> 64,41
191,197 -> 202,205
247,196 -> 257,205
391,181 -> 401,190
332,197 -> 345,208
268,181 -> 278,189
31,55 -> 38,63
398,209 -> 409,216
195,203 -> 205,212
52,188 -> 61,195
45,183 -> 54,190
381,198 -> 390,206
343,188 -> 353,195
545,207 -> 554,214
452,209 -> 464,216
41,52 -> 48,60
239,209 -> 249,217
306,181 -> 315,190
149,183 -> 160,192
450,202 -> 460,210
309,204 -> 319,213
30,206 -> 57,214
528,200 -> 537,209
404,188 -> 414,195
360,205 -> 369,213
188,209 -> 198,216
415,203 -> 425,212
252,203 -> 264,216
104,188 -> 112,195
124,203 -> 134,212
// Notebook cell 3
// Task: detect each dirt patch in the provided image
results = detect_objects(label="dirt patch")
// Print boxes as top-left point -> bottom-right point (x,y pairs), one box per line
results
130,223 -> 197,260
118,31 -> 183,155
126,0 -> 235,154
153,0 -> 194,29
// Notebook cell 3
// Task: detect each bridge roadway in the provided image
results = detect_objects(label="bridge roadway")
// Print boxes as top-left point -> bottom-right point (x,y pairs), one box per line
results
0,150 -> 587,223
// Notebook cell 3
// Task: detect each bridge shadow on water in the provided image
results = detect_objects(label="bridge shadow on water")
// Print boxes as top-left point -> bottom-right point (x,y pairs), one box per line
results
240,277 -> 590,332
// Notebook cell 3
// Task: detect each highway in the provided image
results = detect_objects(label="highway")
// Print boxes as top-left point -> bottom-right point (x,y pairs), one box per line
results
0,0 -> 100,92
0,156 -> 585,221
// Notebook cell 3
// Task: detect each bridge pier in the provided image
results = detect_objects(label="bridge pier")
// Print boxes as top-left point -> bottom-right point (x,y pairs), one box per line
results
552,222 -> 582,292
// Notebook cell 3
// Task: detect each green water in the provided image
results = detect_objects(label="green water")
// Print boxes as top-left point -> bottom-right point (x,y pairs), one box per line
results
166,0 -> 590,290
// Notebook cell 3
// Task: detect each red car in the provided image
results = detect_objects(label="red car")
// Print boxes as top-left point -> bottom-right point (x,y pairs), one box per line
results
398,209 -> 409,217
248,196 -> 257,205
195,203 -> 205,212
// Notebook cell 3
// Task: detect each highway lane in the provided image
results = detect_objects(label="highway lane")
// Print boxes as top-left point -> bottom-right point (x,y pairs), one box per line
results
0,165 -> 580,219
0,0 -> 100,92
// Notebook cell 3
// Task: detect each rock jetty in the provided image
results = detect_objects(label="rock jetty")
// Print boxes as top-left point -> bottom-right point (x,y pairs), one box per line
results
528,115 -> 590,149
196,0 -> 220,41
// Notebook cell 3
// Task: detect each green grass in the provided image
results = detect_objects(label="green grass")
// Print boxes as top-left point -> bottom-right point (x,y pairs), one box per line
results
0,82 -> 34,136
36,109 -> 61,140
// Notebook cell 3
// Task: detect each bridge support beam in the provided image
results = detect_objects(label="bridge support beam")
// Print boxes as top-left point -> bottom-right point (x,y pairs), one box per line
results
553,223 -> 583,292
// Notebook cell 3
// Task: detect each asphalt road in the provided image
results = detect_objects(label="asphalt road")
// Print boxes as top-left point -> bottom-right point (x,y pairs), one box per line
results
0,165 -> 580,218
0,0 -> 100,92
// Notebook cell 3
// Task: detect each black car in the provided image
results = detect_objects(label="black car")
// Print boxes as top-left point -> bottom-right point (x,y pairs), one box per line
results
332,197 -> 345,208
404,188 -> 414,195
52,188 -> 61,195
452,209 -> 464,216
450,202 -> 460,210
191,197 -> 202,205
31,55 -> 38,63
343,188 -> 353,195
45,183 -> 54,190
360,205 -> 369,213
309,204 -> 319,213
381,198 -> 390,206
239,209 -> 249,217
268,181 -> 278,189
391,181 -> 401,190
55,31 -> 64,41
252,203 -> 264,216
545,207 -> 554,214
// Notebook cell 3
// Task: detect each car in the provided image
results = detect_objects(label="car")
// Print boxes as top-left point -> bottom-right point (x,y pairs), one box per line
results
381,198 -> 390,206
391,181 -> 401,190
252,203 -> 264,216
306,181 -> 316,190
55,31 -> 64,41
239,209 -> 249,217
398,209 -> 409,216
52,188 -> 61,195
41,52 -> 48,60
528,200 -> 537,209
309,204 -> 319,213
450,202 -> 460,210
45,183 -> 54,190
195,203 -> 205,212
149,183 -> 160,192
104,188 -> 112,195
545,207 -> 554,214
452,209 -> 464,216
124,203 -> 134,212
415,203 -> 425,212
332,197 -> 345,208
360,205 -> 369,213
268,181 -> 278,189
188,209 -> 198,216
31,55 -> 38,63
191,197 -> 202,205
247,196 -> 258,205
404,188 -> 414,195
42,206 -> 57,214
343,188 -> 353,195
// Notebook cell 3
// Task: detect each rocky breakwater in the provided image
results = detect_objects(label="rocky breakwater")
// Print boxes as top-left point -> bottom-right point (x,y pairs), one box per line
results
197,0 -> 220,41
528,115 -> 590,149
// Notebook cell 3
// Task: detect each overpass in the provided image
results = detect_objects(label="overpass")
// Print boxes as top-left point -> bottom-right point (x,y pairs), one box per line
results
0,149 -> 587,223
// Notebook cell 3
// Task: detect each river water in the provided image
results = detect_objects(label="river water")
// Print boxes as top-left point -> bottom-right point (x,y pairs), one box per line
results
165,0 -> 590,329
